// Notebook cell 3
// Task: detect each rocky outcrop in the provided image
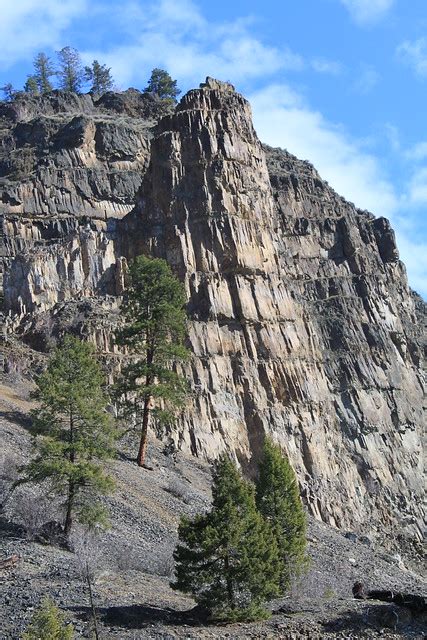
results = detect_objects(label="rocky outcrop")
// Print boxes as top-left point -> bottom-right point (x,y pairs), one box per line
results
118,78 -> 424,543
1,79 -> 425,548
0,89 -> 168,309
3,222 -> 120,315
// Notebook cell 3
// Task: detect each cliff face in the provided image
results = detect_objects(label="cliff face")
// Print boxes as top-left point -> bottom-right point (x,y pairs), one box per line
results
0,89 -> 169,312
1,79 -> 424,546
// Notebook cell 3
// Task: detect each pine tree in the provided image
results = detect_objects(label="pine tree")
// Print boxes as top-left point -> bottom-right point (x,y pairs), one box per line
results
24,76 -> 39,95
33,52 -> 55,93
256,439 -> 309,591
85,60 -> 114,95
22,336 -> 116,537
172,456 -> 281,621
22,598 -> 74,640
115,255 -> 189,467
57,47 -> 84,93
143,68 -> 181,102
1,83 -> 17,101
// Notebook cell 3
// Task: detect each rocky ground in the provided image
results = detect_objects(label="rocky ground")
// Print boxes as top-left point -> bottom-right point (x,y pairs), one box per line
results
0,377 -> 425,639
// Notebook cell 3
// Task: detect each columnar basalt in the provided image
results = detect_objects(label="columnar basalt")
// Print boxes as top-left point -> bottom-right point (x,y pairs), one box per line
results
0,89 -> 168,309
121,78 -> 424,541
1,80 -> 424,547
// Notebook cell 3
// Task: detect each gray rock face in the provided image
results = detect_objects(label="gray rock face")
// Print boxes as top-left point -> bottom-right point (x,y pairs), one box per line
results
0,89 -> 166,308
1,81 -> 425,548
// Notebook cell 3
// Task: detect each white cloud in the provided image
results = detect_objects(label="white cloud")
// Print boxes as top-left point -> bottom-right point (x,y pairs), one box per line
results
85,0 -> 304,88
397,38 -> 427,77
311,58 -> 343,75
394,234 -> 427,296
0,0 -> 87,69
339,0 -> 394,25
384,124 -> 400,152
407,167 -> 427,205
352,66 -> 379,94
250,83 -> 397,217
405,141 -> 427,161
250,83 -> 427,297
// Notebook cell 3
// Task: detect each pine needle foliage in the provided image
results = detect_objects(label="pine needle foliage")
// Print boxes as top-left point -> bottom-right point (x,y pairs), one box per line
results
172,455 -> 281,621
115,255 -> 189,467
57,47 -> 84,92
85,60 -> 114,95
256,439 -> 309,591
1,83 -> 17,101
22,598 -> 74,640
22,336 -> 116,536
33,52 -> 55,93
24,76 -> 39,95
143,68 -> 181,102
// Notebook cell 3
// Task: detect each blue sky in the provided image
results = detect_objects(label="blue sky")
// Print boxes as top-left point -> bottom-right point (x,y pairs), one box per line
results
1,0 -> 426,297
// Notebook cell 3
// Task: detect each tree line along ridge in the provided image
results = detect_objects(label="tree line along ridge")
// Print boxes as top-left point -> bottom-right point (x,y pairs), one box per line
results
1,48 -> 181,102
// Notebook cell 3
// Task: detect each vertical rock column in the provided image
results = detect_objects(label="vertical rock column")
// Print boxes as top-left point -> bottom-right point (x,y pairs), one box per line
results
122,78 -> 330,470
121,79 -> 423,543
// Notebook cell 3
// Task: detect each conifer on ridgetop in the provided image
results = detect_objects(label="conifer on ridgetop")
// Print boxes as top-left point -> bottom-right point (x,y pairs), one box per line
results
33,52 -> 55,93
144,68 -> 181,102
85,60 -> 114,95
57,47 -> 84,93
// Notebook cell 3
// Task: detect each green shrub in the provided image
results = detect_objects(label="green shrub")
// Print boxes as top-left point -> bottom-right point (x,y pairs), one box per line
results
22,598 -> 73,639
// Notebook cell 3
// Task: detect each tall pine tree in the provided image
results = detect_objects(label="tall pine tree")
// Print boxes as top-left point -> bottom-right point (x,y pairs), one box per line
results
33,52 -> 55,93
57,47 -> 84,93
22,336 -> 116,536
1,83 -> 17,101
143,68 -> 181,102
24,76 -> 39,95
172,456 -> 281,621
85,60 -> 114,95
256,439 -> 309,591
115,255 -> 188,467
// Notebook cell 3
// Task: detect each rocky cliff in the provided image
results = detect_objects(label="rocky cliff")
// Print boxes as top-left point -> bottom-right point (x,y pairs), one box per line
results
1,79 -> 424,550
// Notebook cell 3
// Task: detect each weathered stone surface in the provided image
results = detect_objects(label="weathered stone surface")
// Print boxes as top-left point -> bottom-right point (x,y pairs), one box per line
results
0,89 -> 165,310
121,80 -> 425,544
0,91 -> 167,271
1,80 -> 425,550
4,222 -> 117,315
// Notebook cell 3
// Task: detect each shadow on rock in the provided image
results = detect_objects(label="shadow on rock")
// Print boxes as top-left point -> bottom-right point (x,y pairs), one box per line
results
0,409 -> 32,431
71,604 -> 209,629
322,603 -> 423,635
0,515 -> 26,538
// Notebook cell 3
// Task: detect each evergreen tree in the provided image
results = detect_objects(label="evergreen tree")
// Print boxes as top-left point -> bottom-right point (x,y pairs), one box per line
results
143,68 -> 181,102
256,439 -> 309,591
22,598 -> 74,640
1,83 -> 17,101
85,60 -> 114,94
172,456 -> 281,621
24,76 -> 39,95
57,47 -> 84,92
115,255 -> 188,467
22,336 -> 116,536
33,52 -> 55,93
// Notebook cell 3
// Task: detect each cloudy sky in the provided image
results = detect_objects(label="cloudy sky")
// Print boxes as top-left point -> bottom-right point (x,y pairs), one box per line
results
1,0 -> 426,296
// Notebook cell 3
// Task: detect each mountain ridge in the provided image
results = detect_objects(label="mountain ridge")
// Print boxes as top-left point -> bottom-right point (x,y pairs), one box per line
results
1,78 -> 425,551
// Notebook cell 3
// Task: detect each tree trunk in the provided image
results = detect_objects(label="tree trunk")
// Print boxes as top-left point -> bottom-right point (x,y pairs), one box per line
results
136,396 -> 150,467
64,405 -> 76,536
64,482 -> 75,536
224,553 -> 235,610
86,561 -> 100,640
